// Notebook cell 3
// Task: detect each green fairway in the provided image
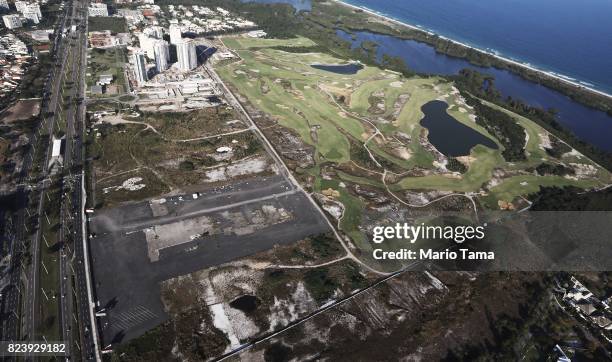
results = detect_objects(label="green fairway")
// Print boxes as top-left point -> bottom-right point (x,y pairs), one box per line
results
489,175 -> 599,203
217,35 -> 610,268
392,146 -> 502,192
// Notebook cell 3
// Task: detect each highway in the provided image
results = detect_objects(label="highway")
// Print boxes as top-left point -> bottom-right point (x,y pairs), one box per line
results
58,0 -> 89,359
54,0 -> 100,360
66,4 -> 103,359
1,0 -> 100,360
1,0 -> 73,347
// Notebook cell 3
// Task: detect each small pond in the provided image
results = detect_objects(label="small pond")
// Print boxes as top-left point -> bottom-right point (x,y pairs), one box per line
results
311,62 -> 363,74
229,295 -> 259,313
419,100 -> 498,157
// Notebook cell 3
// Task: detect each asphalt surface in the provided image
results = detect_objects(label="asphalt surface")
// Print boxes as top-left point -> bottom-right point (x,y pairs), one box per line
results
0,0 -> 75,350
88,177 -> 329,347
0,0 -> 96,360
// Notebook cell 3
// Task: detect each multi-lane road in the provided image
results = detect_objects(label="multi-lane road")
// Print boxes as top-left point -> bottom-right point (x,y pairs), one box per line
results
1,0 -> 73,346
1,0 -> 100,360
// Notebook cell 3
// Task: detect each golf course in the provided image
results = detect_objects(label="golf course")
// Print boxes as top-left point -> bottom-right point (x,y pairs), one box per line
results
216,35 -> 610,263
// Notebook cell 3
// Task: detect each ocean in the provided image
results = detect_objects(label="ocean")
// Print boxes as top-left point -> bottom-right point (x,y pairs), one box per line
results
343,0 -> 612,95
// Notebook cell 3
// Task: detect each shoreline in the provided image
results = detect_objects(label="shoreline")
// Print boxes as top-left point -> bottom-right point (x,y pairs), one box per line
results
333,0 -> 612,101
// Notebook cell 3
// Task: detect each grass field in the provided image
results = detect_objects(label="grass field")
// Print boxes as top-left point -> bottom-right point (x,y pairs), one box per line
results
86,47 -> 128,95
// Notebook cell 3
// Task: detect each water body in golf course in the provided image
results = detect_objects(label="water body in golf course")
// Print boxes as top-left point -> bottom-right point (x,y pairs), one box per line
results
311,62 -> 363,74
420,100 -> 498,157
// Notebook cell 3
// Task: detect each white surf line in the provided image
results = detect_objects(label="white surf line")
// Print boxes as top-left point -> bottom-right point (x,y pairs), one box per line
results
333,0 -> 612,101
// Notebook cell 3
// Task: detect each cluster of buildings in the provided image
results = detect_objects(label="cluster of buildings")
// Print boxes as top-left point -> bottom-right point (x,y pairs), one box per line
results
1,0 -> 43,28
115,0 -> 154,4
0,33 -> 29,96
87,3 -> 109,17
163,5 -> 256,35
132,23 -> 199,85
88,30 -> 130,48
561,276 -> 612,338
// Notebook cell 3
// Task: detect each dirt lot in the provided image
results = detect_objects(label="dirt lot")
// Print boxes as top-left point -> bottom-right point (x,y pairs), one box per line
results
89,107 -> 274,208
90,176 -> 330,348
110,233 -> 367,361
2,99 -> 41,123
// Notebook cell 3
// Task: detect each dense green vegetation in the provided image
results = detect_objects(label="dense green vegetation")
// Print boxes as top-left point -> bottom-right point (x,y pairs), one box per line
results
462,92 -> 526,162
544,137 -> 572,159
303,268 -> 339,302
454,69 -> 612,171
533,163 -> 574,177
529,186 -> 612,211
446,157 -> 467,173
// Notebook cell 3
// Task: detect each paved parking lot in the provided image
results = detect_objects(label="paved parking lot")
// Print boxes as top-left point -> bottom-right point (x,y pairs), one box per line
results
89,176 -> 329,345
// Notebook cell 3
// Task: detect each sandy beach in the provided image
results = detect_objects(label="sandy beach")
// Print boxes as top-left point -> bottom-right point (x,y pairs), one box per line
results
334,0 -> 612,101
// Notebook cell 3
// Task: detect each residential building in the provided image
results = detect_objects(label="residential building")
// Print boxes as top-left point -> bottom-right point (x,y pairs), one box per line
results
153,40 -> 169,72
14,1 -> 27,13
88,3 -> 109,17
137,33 -> 155,58
0,0 -> 9,11
175,39 -> 197,71
22,9 -> 39,24
143,25 -> 163,39
168,23 -> 181,44
132,51 -> 148,84
2,14 -> 21,29
28,29 -> 52,42
25,3 -> 41,18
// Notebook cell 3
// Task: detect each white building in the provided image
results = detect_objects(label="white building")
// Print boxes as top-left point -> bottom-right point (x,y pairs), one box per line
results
143,25 -> 163,39
153,40 -> 169,72
22,9 -> 39,24
88,3 -> 109,17
14,1 -> 27,12
175,39 -> 197,71
49,137 -> 64,169
2,14 -> 22,29
137,33 -> 155,59
0,0 -> 9,11
25,3 -> 41,18
168,23 -> 182,44
132,51 -> 148,84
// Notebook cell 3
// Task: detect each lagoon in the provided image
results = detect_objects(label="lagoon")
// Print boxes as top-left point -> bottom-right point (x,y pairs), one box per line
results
337,29 -> 612,152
